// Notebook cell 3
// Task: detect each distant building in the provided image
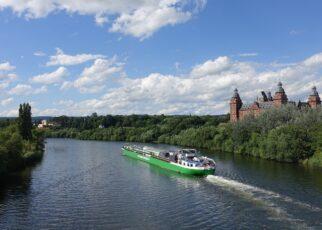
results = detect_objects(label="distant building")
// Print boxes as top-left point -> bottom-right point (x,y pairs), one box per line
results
230,82 -> 321,122
37,120 -> 48,128
37,119 -> 58,128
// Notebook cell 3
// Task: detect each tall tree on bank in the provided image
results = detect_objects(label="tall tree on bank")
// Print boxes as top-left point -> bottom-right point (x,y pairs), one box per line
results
18,103 -> 33,140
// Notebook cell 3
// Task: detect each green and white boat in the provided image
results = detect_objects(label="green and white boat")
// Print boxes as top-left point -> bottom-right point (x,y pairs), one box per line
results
122,145 -> 215,175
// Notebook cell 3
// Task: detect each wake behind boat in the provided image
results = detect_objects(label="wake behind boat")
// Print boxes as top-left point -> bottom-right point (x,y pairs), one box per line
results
122,145 -> 215,175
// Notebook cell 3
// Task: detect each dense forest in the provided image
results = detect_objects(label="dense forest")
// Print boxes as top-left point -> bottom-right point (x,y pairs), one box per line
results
46,114 -> 229,147
0,104 -> 44,179
45,106 -> 322,168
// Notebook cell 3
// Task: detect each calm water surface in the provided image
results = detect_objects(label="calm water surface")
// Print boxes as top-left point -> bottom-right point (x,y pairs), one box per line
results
0,138 -> 322,229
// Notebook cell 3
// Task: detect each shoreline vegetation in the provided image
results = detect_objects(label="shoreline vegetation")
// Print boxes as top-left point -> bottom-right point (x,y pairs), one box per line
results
44,106 -> 322,168
0,104 -> 44,180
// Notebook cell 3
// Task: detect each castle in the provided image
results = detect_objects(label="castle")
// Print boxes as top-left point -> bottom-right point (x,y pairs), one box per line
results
230,82 -> 321,122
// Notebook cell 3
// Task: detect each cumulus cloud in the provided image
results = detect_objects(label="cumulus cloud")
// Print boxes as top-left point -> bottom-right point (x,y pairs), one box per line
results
0,0 -> 205,39
95,14 -> 108,26
191,56 -> 230,77
0,62 -> 15,71
4,52 -> 322,116
51,52 -> 322,116
73,58 -> 125,93
0,73 -> 17,82
0,62 -> 17,93
60,81 -> 74,91
109,1 -> 192,39
46,48 -> 105,66
8,84 -> 33,95
31,67 -> 68,84
9,84 -> 47,95
0,97 -> 13,106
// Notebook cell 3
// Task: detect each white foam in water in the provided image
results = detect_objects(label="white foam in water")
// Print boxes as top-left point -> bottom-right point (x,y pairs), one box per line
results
206,175 -> 320,211
206,175 -> 321,228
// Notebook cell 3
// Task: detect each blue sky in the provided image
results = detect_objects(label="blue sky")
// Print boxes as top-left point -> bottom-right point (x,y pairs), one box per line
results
0,0 -> 322,116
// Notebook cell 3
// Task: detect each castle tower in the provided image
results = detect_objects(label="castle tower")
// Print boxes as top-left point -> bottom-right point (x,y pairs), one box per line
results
308,86 -> 321,108
230,88 -> 243,122
273,82 -> 288,107
267,91 -> 273,101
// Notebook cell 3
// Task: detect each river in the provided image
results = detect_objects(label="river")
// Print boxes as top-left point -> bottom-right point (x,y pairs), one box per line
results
0,139 -> 322,229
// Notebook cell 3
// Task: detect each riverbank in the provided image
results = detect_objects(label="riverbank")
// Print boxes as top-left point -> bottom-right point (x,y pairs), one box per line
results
0,125 -> 45,180
44,107 -> 322,168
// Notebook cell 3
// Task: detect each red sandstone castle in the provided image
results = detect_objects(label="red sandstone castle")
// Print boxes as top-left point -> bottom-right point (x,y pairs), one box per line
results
230,82 -> 321,122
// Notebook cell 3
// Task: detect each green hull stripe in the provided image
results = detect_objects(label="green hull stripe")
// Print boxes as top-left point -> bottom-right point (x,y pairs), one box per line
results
122,149 -> 215,175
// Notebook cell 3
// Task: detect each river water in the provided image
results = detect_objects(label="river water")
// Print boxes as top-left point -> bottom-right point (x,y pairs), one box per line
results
0,139 -> 321,229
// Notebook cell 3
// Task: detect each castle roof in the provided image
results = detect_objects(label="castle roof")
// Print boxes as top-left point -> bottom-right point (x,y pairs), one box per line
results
310,86 -> 319,96
232,88 -> 240,98
298,101 -> 310,108
276,81 -> 285,93
240,101 -> 274,110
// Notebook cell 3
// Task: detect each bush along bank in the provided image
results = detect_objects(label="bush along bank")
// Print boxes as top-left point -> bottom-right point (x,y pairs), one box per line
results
44,107 -> 322,168
0,104 -> 45,180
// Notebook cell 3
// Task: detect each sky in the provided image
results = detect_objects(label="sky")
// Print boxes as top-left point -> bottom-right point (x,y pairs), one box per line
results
1,0 -> 322,116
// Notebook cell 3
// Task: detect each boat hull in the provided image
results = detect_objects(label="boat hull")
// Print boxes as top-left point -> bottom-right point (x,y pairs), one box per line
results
122,148 -> 215,175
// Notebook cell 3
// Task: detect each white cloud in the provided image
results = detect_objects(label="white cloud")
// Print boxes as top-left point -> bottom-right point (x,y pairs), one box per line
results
0,97 -> 13,106
53,52 -> 322,116
4,52 -> 322,116
0,109 -> 18,117
95,14 -> 108,26
9,84 -> 33,95
47,48 -> 105,66
55,99 -> 74,107
0,0 -> 205,39
34,51 -> 46,56
0,73 -> 17,82
238,53 -> 258,57
0,62 -> 15,71
0,64 -> 17,93
302,52 -> 322,67
31,67 -> 68,84
34,85 -> 48,94
289,29 -> 302,36
36,108 -> 60,116
109,1 -> 192,39
60,81 -> 74,91
190,56 -> 233,77
73,58 -> 124,93
9,84 -> 47,95
0,82 -> 9,90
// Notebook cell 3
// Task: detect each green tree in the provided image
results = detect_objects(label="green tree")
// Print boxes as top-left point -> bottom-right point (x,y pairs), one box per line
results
18,103 -> 33,140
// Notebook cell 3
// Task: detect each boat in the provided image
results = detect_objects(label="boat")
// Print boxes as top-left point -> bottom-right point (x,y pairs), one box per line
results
121,145 -> 216,175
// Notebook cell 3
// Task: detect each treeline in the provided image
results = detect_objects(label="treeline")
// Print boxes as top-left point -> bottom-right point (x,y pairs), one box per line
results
215,105 -> 322,166
45,107 -> 322,167
45,114 -> 229,148
0,104 -> 45,179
